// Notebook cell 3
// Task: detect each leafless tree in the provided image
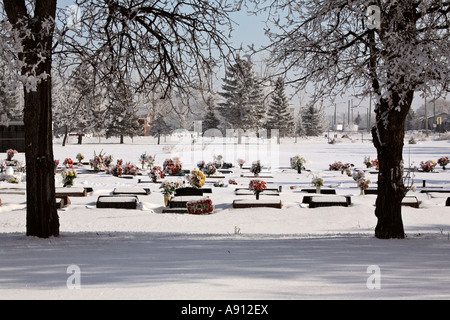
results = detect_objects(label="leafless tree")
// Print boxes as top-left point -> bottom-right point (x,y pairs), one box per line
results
252,0 -> 450,238
1,0 -> 237,238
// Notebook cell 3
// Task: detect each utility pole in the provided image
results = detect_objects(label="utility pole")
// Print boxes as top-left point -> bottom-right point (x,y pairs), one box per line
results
368,93 -> 372,133
424,93 -> 428,136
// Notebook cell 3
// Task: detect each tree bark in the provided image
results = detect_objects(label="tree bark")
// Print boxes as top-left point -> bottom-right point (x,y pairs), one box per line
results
4,0 -> 59,238
24,75 -> 59,238
371,90 -> 414,239
62,125 -> 68,147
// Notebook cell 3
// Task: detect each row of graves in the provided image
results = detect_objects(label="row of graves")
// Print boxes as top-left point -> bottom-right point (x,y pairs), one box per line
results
1,151 -> 450,213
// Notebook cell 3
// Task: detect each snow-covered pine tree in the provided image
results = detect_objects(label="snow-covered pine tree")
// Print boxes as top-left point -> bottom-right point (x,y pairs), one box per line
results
243,68 -> 266,133
202,95 -> 220,133
218,55 -> 250,130
105,79 -> 142,144
295,109 -> 306,139
70,63 -> 104,144
0,68 -> 20,122
266,77 -> 294,138
301,105 -> 325,136
148,113 -> 172,145
218,55 -> 265,133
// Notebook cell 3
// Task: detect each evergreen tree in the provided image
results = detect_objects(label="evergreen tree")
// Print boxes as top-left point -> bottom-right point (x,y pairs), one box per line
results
218,55 -> 265,132
301,105 -> 325,136
243,71 -> 266,132
105,79 -> 142,143
202,96 -> 220,133
0,69 -> 20,122
266,77 -> 294,138
295,109 -> 306,138
148,113 -> 172,144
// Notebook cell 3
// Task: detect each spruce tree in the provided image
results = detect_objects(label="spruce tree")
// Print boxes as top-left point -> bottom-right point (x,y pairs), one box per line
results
0,70 -> 20,122
218,55 -> 248,129
203,96 -> 220,132
105,79 -> 142,143
301,105 -> 325,136
295,109 -> 306,138
266,77 -> 294,138
149,113 -> 172,145
218,55 -> 265,132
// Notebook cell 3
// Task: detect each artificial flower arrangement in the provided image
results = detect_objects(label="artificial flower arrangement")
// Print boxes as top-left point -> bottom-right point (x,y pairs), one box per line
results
90,150 -> 106,171
202,162 -> 217,177
186,199 -> 214,215
8,176 -> 20,184
110,164 -> 123,177
139,153 -> 155,169
329,161 -> 354,176
197,160 -> 206,170
311,175 -> 324,187
420,160 -> 436,172
371,158 -> 379,169
122,162 -> 140,175
163,157 -> 183,175
139,152 -> 150,169
213,180 -> 226,187
148,155 -> 156,169
104,154 -> 114,167
150,166 -> 164,182
16,161 -> 26,173
62,168 -> 77,187
437,157 -> 449,170
63,158 -> 74,169
160,181 -> 176,196
76,153 -> 84,164
357,178 -> 371,190
250,160 -> 262,176
187,169 -> 206,188
363,156 -> 373,168
249,179 -> 267,200
213,155 -> 224,168
6,149 -> 17,161
237,158 -> 245,169
54,160 -> 60,173
291,155 -> 306,173
352,170 -> 371,194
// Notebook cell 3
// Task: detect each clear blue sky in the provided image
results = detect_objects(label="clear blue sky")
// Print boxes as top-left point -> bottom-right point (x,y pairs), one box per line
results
56,1 -> 424,117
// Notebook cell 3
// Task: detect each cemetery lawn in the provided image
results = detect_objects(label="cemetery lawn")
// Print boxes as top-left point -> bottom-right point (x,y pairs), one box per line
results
0,134 -> 449,300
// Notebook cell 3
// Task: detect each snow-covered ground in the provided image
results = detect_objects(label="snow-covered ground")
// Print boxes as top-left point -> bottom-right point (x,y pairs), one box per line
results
0,133 -> 449,300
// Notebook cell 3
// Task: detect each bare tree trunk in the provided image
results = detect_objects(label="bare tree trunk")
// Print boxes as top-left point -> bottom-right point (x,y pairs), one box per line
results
5,0 -> 59,238
371,90 -> 414,239
62,125 -> 68,147
24,74 -> 59,238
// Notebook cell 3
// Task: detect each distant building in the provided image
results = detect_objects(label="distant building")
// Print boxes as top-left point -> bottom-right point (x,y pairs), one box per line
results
138,114 -> 154,136
420,112 -> 449,132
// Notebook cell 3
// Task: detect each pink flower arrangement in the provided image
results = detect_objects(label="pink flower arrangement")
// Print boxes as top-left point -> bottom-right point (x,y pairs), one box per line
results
437,157 -> 449,170
111,165 -> 123,177
150,166 -> 164,181
420,160 -> 437,172
249,179 -> 267,200
6,149 -> 17,161
122,162 -> 140,175
63,158 -> 74,169
249,179 -> 267,192
329,161 -> 354,176
163,158 -> 182,175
